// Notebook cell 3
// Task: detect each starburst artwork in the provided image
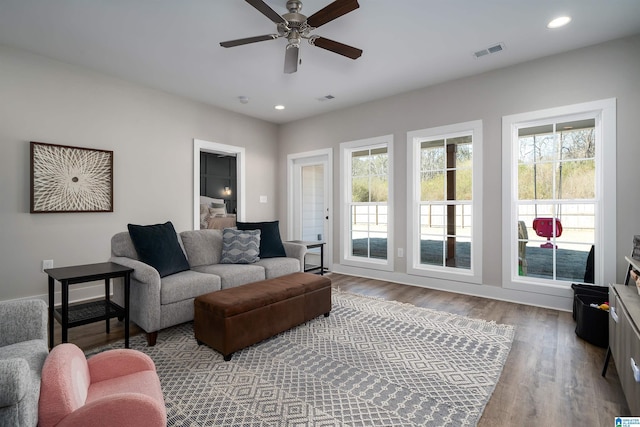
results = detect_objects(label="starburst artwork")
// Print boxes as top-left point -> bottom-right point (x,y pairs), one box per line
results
30,142 -> 113,213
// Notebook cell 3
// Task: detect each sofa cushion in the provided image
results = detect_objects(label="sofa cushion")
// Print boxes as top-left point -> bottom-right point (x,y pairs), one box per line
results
220,228 -> 260,264
159,270 -> 221,305
254,257 -> 301,279
236,221 -> 286,258
192,264 -> 265,289
127,222 -> 190,278
180,229 -> 223,267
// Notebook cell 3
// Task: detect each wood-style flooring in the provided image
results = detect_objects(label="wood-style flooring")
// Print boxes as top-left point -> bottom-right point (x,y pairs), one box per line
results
55,273 -> 630,426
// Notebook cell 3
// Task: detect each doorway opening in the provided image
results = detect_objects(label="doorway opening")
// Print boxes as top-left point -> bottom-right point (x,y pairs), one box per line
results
288,149 -> 333,273
193,139 -> 245,229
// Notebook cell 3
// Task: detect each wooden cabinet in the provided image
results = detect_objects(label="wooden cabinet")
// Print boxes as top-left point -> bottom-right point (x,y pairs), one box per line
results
609,281 -> 640,414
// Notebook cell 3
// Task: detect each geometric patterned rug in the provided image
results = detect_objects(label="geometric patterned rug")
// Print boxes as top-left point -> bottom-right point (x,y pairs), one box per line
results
88,290 -> 515,426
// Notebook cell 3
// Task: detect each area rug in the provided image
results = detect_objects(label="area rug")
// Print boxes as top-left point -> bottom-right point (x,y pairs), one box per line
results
89,291 -> 515,426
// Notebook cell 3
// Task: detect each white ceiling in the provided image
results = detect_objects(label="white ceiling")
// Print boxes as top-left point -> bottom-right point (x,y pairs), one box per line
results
1,0 -> 639,124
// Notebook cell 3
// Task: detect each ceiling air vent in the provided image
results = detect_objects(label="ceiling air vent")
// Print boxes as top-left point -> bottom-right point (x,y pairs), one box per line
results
316,94 -> 335,102
473,42 -> 505,59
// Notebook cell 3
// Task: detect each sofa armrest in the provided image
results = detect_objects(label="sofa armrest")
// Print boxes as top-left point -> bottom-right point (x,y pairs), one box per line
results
0,300 -> 47,347
0,358 -> 30,407
109,256 -> 163,334
283,242 -> 307,272
109,257 -> 160,286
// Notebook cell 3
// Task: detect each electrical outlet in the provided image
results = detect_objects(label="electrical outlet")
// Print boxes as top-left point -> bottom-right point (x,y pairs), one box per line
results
397,248 -> 404,258
42,259 -> 53,272
259,195 -> 268,203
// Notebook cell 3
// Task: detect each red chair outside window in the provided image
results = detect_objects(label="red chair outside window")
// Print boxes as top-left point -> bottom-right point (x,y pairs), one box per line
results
532,217 -> 563,249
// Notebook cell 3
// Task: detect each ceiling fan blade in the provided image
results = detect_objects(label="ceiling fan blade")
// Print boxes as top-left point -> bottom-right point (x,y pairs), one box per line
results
245,0 -> 287,24
307,0 -> 359,28
220,34 -> 278,48
284,45 -> 299,74
311,36 -> 362,59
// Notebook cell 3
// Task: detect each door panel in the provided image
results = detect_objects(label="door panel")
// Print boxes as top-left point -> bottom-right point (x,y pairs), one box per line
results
289,150 -> 332,272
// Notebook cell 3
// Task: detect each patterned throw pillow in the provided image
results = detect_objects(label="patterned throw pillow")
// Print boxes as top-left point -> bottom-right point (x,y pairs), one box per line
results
236,220 -> 286,258
220,228 -> 260,264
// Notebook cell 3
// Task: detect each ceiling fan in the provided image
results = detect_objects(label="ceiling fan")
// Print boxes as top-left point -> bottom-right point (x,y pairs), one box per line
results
220,0 -> 362,74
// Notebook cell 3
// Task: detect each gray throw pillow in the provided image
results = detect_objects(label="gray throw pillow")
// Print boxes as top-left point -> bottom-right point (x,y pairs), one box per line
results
220,228 -> 260,264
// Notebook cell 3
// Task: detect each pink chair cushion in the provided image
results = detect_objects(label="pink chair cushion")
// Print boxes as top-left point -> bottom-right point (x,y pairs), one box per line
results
39,344 -> 166,427
87,371 -> 164,404
87,348 -> 156,383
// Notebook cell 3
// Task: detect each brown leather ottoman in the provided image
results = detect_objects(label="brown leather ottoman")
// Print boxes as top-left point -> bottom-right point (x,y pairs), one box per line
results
193,272 -> 331,361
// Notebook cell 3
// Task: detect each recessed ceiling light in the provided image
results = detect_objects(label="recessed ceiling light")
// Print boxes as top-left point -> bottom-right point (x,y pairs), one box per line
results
547,16 -> 572,29
274,105 -> 285,110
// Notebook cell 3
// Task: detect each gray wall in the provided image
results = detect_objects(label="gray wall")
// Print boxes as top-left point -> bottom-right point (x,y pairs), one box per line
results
2,34 -> 638,309
0,45 -> 279,301
277,34 -> 640,310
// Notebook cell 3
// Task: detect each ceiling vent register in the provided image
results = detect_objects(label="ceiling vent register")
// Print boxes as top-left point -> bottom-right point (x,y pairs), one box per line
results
473,42 -> 505,59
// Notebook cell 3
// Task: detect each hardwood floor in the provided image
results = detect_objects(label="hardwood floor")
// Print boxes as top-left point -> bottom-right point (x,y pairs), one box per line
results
58,273 -> 630,426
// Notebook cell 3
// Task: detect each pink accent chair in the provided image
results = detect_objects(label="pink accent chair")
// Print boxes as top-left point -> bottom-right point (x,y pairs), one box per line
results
38,343 -> 166,427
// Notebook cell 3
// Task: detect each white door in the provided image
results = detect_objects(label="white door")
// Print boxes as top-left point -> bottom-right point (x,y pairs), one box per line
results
288,149 -> 332,272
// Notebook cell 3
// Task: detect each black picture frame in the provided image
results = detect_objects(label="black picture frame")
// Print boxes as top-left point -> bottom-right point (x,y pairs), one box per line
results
30,141 -> 113,213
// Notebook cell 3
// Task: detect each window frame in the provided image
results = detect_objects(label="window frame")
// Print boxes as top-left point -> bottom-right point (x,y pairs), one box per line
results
406,120 -> 483,283
501,99 -> 616,295
340,135 -> 394,271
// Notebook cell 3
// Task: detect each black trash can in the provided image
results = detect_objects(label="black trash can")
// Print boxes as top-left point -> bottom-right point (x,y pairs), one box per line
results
571,283 -> 608,320
574,294 -> 609,348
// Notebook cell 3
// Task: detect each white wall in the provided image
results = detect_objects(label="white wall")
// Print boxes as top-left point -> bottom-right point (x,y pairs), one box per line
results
0,45 -> 279,302
277,34 -> 640,310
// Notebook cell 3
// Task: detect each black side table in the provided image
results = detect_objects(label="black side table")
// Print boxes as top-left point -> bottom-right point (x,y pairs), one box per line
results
45,262 -> 133,348
287,241 -> 326,275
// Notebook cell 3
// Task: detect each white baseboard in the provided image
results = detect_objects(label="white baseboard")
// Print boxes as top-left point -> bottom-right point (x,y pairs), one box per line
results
331,264 -> 573,312
9,281 -> 109,307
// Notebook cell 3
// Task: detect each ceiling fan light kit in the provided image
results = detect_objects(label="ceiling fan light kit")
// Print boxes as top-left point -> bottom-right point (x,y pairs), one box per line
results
220,0 -> 363,74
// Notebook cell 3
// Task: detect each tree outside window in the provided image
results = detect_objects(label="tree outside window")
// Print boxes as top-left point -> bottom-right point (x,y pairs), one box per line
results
419,135 -> 473,269
516,119 -> 596,282
350,146 -> 389,260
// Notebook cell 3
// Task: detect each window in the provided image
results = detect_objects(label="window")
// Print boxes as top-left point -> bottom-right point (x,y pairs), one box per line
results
340,135 -> 393,271
502,99 -> 616,294
407,121 -> 483,283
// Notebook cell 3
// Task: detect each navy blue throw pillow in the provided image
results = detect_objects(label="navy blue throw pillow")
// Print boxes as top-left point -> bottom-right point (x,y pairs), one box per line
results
127,221 -> 190,277
236,220 -> 286,258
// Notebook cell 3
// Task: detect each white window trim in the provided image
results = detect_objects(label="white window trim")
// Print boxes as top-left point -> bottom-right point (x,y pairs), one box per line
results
340,135 -> 394,272
406,120 -> 483,284
501,98 -> 616,296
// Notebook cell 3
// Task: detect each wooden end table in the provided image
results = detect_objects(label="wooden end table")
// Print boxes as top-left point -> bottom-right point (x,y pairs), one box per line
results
45,262 -> 133,349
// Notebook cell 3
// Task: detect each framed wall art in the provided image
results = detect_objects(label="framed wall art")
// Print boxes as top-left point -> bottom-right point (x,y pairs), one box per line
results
30,141 -> 113,213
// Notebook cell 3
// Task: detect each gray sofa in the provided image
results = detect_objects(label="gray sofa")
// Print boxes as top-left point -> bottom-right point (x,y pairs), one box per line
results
110,228 -> 306,345
0,299 -> 49,427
